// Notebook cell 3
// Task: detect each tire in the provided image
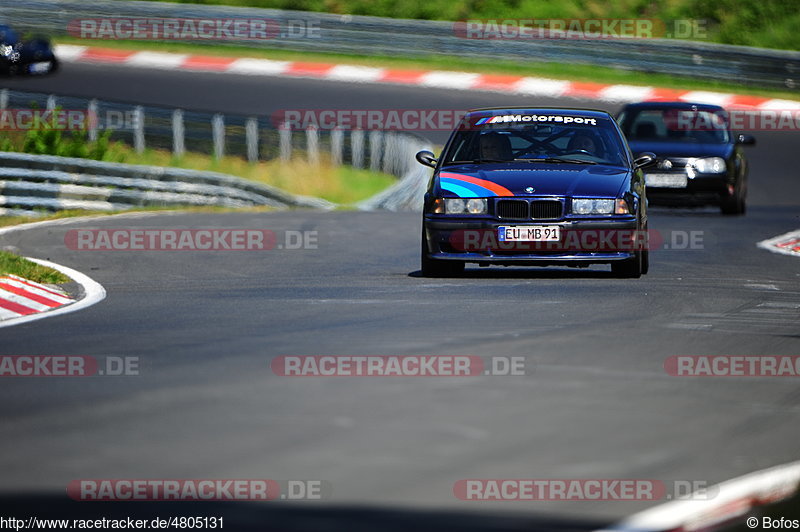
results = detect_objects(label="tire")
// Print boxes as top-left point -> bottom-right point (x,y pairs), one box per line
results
720,182 -> 746,215
611,251 -> 642,278
641,249 -> 650,275
421,229 -> 464,277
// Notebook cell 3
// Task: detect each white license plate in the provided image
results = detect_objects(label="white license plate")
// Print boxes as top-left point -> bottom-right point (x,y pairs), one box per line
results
498,225 -> 561,242
28,62 -> 52,74
645,173 -> 688,188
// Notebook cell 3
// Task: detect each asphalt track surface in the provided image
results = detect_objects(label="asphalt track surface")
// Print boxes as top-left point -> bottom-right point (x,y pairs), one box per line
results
1,62 -> 800,530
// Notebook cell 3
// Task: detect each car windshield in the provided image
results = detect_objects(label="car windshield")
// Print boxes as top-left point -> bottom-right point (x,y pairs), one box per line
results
619,108 -> 730,144
441,113 -> 629,167
0,26 -> 20,44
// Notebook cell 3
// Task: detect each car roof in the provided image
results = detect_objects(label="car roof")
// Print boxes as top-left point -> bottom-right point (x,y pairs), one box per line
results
465,108 -> 613,119
620,101 -> 725,112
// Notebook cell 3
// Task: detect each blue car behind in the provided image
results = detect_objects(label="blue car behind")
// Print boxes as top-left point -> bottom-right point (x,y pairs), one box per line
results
616,101 -> 755,215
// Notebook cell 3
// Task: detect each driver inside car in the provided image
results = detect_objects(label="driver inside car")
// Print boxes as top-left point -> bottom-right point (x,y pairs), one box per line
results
566,133 -> 601,156
479,132 -> 513,161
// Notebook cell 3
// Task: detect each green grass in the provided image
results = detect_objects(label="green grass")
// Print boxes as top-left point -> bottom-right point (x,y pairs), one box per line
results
108,0 -> 800,51
56,36 -> 800,101
0,250 -> 70,284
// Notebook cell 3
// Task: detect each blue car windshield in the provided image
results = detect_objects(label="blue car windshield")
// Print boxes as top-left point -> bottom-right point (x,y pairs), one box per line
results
442,114 -> 628,167
0,26 -> 20,44
619,108 -> 730,144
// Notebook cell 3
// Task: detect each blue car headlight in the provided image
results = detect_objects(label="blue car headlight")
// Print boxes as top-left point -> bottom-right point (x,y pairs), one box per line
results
437,198 -> 488,214
691,157 -> 726,174
571,198 -> 630,215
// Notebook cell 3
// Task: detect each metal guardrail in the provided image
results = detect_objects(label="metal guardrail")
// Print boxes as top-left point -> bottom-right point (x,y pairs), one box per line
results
0,151 -> 337,216
4,0 -> 800,90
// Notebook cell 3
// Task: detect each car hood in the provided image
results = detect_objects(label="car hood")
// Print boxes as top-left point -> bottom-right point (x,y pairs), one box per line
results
436,164 -> 630,198
628,141 -> 732,159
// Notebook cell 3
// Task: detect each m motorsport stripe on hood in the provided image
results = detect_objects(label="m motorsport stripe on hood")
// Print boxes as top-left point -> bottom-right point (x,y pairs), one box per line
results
439,172 -> 514,197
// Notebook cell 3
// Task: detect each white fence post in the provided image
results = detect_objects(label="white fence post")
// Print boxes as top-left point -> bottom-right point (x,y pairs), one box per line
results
0,89 -> 8,110
306,126 -> 319,166
212,113 -> 225,160
172,109 -> 185,158
351,129 -> 364,169
133,106 -> 145,153
330,127 -> 343,166
87,99 -> 98,142
245,117 -> 258,163
369,130 -> 383,172
46,95 -> 56,110
279,122 -> 291,162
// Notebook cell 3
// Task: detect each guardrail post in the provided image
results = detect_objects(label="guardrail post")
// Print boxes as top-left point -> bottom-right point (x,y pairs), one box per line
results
172,109 -> 185,159
87,100 -> 98,142
331,127 -> 343,166
351,130 -> 364,169
245,118 -> 258,163
212,113 -> 225,160
133,106 -> 145,154
46,95 -> 56,110
0,89 -> 7,110
382,132 -> 396,175
306,126 -> 319,166
369,130 -> 383,172
279,122 -> 291,162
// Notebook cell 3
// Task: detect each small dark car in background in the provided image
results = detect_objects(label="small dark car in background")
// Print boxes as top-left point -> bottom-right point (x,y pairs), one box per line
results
617,101 -> 755,215
0,25 -> 58,75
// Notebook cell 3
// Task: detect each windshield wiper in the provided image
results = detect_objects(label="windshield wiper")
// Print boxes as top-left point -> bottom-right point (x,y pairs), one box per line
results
515,157 -> 598,165
444,158 -> 511,165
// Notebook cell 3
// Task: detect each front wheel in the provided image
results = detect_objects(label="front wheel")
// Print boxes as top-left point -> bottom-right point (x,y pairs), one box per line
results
611,251 -> 642,278
421,229 -> 464,277
720,182 -> 746,215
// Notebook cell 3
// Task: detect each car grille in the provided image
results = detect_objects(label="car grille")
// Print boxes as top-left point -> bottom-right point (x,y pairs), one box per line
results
496,199 -> 529,219
531,200 -> 562,220
495,199 -> 563,220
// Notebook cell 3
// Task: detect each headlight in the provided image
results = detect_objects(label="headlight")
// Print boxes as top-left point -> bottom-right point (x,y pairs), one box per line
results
572,198 -> 615,215
692,157 -> 726,174
441,197 -> 487,215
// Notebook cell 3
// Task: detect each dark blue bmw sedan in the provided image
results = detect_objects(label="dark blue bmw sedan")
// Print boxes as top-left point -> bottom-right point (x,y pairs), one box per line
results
416,108 -> 654,278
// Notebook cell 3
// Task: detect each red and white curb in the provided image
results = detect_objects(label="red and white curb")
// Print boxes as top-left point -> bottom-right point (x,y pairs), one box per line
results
0,258 -> 106,328
0,273 -> 73,319
758,229 -> 800,258
599,460 -> 800,532
54,44 -> 800,110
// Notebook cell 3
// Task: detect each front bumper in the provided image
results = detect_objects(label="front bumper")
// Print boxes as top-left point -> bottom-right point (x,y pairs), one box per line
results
423,217 -> 641,266
645,171 -> 733,206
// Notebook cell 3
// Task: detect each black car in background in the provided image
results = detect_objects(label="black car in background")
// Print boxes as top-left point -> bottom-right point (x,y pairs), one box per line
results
0,25 -> 58,75
617,102 -> 755,215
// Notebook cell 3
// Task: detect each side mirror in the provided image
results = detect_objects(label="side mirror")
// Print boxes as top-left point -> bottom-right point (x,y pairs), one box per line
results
415,150 -> 438,168
633,152 -> 656,169
736,134 -> 756,146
